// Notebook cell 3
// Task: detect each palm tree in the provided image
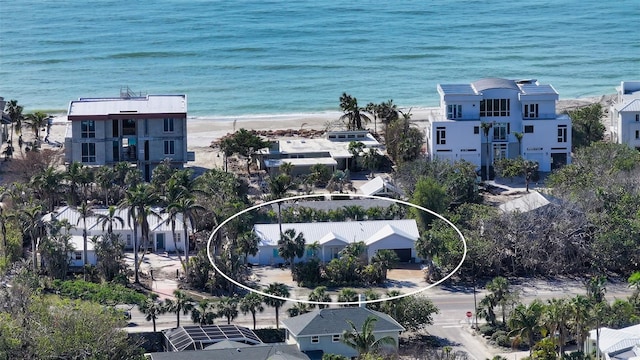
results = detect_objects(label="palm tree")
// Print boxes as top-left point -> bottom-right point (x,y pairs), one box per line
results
569,295 -> 592,353
164,289 -> 194,328
477,294 -> 497,326
338,288 -> 359,307
65,162 -> 91,205
508,300 -> 544,356
30,166 -> 64,212
16,205 -> 46,270
370,250 -> 398,282
278,228 -> 306,272
543,298 -> 571,356
279,161 -> 294,176
23,111 -> 49,144
5,99 -> 23,151
76,201 -> 95,280
268,173 -> 294,238
139,295 -> 167,333
237,231 -> 259,265
486,276 -> 512,324
306,241 -> 321,261
287,303 -> 311,317
264,282 -> 290,329
95,205 -> 125,237
339,93 -> 371,131
342,315 -> 396,357
119,183 -> 159,283
216,296 -> 239,325
190,299 -> 217,325
95,166 -> 117,206
166,195 -> 205,280
481,122 -> 493,180
239,292 -> 264,330
586,275 -> 607,304
308,286 -> 332,309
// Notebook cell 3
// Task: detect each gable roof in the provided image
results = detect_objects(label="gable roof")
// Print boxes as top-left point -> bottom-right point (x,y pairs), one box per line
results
253,220 -> 419,247
281,307 -> 404,337
365,224 -> 418,245
617,98 -> 640,112
317,232 -> 349,246
47,206 -> 186,233
589,325 -> 640,354
498,191 -> 557,213
358,176 -> 403,197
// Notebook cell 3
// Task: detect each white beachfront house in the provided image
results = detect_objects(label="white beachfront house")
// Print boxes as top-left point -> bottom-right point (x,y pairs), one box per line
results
249,219 -> 420,265
258,130 -> 382,176
46,206 -> 189,266
610,81 -> 640,149
64,90 -> 194,182
425,78 -> 572,175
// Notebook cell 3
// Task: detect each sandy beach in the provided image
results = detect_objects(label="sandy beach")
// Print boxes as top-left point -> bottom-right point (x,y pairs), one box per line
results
39,95 -> 613,174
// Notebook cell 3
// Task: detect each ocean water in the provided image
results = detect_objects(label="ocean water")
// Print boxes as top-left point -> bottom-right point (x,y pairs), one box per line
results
0,0 -> 638,118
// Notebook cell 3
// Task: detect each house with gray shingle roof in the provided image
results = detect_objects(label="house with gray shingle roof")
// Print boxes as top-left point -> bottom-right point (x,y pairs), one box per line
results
281,307 -> 404,359
250,219 -> 420,265
610,81 -> 640,148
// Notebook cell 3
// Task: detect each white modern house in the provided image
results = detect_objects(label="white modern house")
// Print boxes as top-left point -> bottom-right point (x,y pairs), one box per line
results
426,78 -> 572,175
64,89 -> 194,182
258,130 -> 381,176
47,206 -> 189,266
281,307 -> 404,359
610,81 -> 640,149
250,219 -> 420,265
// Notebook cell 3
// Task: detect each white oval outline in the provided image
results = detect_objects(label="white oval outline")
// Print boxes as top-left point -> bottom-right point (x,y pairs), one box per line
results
207,193 -> 467,306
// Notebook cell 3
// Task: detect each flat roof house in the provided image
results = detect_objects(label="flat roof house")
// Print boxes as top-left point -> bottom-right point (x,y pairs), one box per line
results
64,91 -> 192,181
426,78 -> 572,175
610,81 -> 640,149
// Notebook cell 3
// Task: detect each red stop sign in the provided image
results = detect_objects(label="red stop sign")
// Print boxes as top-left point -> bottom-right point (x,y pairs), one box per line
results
466,311 -> 473,318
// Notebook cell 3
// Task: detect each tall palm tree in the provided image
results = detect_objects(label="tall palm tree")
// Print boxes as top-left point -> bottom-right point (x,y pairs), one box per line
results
543,298 -> 571,356
163,289 -> 194,328
278,228 -> 306,272
371,250 -> 399,282
239,292 -> 264,330
30,166 -> 64,212
76,201 -> 95,280
308,286 -> 332,309
237,231 -> 259,265
268,173 -> 294,238
5,99 -> 23,150
508,300 -> 544,356
216,296 -> 239,325
65,162 -> 91,205
339,93 -> 371,131
481,122 -> 493,180
119,183 -> 159,283
23,111 -> 49,143
569,295 -> 592,353
264,282 -> 290,329
342,315 -> 396,356
486,276 -> 513,324
94,166 -> 116,206
139,296 -> 166,333
16,205 -> 46,270
166,195 -> 204,280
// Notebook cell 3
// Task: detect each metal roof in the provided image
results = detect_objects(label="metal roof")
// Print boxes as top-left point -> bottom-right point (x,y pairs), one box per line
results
358,176 -> 403,196
518,84 -> 558,95
281,307 -> 404,337
617,99 -> 640,112
164,324 -> 262,352
275,199 -> 393,212
48,206 -> 186,233
253,219 -> 418,247
147,343 -> 309,360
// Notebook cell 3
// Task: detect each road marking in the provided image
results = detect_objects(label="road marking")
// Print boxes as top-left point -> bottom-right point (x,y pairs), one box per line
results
441,325 -> 463,328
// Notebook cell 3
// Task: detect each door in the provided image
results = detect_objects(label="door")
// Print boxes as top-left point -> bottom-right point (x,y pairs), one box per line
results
156,233 -> 165,251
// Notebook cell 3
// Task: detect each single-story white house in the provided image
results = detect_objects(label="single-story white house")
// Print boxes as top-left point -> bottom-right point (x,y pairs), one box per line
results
249,219 -> 420,265
47,206 -> 190,258
358,176 -> 404,197
68,235 -> 97,267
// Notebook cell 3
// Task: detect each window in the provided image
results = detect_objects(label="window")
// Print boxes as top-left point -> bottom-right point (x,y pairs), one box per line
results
447,104 -> 462,119
524,125 -> 534,133
176,233 -> 181,242
493,143 -> 507,161
311,336 -> 319,344
332,334 -> 340,342
636,130 -> 639,139
273,249 -> 279,258
164,118 -> 174,132
81,143 -> 96,163
81,120 -> 95,138
557,125 -> 567,143
164,140 -> 175,155
480,99 -> 510,117
126,235 -> 132,247
493,123 -> 508,141
524,104 -> 539,119
436,127 -> 446,145
636,114 -> 639,122
74,252 -> 82,260
474,126 -> 479,134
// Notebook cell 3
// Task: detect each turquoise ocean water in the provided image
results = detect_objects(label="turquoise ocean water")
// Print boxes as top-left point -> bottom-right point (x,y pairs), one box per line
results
0,0 -> 638,117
